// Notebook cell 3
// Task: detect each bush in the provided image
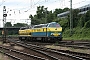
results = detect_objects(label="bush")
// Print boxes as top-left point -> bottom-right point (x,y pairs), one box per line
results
84,20 -> 90,28
62,28 -> 70,37
59,18 -> 69,31
63,27 -> 90,40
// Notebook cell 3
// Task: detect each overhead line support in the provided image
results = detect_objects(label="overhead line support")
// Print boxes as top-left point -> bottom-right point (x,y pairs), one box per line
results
70,0 -> 73,36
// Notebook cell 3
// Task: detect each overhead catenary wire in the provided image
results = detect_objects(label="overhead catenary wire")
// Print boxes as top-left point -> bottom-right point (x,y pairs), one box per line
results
0,0 -> 89,13
2,0 -> 61,15
0,0 -> 5,6
0,0 -> 89,16
73,0 -> 86,5
6,0 -> 61,14
0,0 -> 88,21
0,0 -> 89,17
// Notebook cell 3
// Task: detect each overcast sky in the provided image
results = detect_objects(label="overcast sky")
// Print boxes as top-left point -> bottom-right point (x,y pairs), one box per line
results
0,0 -> 90,27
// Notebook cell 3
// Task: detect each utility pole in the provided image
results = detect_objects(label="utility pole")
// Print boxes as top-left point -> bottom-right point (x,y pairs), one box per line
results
3,6 -> 7,43
70,0 -> 73,36
45,8 -> 47,37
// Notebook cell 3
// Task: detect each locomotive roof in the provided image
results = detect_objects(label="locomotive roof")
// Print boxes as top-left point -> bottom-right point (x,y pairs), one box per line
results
34,22 -> 57,26
33,22 -> 59,28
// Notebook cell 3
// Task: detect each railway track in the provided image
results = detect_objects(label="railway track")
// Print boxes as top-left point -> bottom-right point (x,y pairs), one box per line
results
0,37 -> 90,60
25,43 -> 90,60
59,44 -> 90,49
0,45 -> 50,60
24,40 -> 90,49
7,39 -> 90,60
1,39 -> 62,60
57,41 -> 90,49
25,40 -> 90,49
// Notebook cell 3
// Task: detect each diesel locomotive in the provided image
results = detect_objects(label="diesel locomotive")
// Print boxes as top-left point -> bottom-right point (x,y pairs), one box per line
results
19,22 -> 62,42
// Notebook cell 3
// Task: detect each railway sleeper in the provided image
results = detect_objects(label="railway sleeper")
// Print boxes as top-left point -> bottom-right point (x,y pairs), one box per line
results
0,50 -> 23,60
26,44 -> 90,60
15,42 -> 60,60
0,46 -> 48,60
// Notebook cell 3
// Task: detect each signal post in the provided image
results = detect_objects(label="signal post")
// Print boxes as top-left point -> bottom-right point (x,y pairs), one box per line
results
3,6 -> 7,43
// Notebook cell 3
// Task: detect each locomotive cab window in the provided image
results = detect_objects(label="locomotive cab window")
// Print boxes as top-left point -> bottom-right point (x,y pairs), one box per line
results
48,23 -> 60,27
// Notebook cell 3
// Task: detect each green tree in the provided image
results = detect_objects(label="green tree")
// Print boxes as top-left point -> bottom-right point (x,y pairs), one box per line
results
5,22 -> 12,27
63,7 -> 70,12
29,6 -> 70,26
72,9 -> 79,27
13,23 -> 27,27
47,11 -> 55,23
53,8 -> 63,17
29,6 -> 49,25
84,20 -> 90,28
78,14 -> 85,28
59,18 -> 69,31
85,10 -> 90,22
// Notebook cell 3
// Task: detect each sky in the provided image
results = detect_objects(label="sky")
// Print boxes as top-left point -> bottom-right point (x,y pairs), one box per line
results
0,0 -> 90,27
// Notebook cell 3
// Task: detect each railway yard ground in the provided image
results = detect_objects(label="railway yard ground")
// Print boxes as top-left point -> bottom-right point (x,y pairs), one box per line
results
0,37 -> 90,60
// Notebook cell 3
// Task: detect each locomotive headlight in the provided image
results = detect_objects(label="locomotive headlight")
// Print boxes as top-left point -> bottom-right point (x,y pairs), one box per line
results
51,33 -> 53,35
51,33 -> 61,36
59,33 -> 61,35
58,33 -> 61,36
51,33 -> 53,36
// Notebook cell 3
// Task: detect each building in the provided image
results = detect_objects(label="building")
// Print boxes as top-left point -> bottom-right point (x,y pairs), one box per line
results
57,4 -> 90,18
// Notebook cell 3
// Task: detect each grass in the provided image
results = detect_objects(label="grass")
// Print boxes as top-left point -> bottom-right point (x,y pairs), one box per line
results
0,35 -> 18,37
62,27 -> 90,40
63,37 -> 90,40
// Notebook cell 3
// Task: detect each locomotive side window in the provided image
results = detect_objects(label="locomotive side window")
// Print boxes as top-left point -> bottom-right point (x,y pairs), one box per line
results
20,27 -> 27,30
34,25 -> 42,28
41,24 -> 47,27
34,24 -> 47,28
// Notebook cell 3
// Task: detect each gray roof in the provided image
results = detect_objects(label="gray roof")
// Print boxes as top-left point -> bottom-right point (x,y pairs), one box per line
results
78,10 -> 87,14
78,4 -> 90,9
57,4 -> 90,18
57,11 -> 70,17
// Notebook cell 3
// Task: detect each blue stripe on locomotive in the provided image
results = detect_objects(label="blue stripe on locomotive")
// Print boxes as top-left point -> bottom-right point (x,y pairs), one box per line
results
31,32 -> 62,37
